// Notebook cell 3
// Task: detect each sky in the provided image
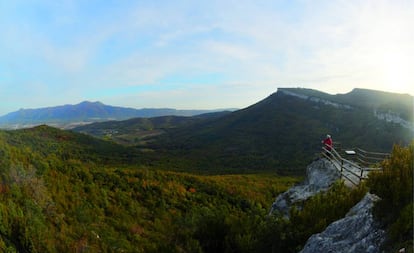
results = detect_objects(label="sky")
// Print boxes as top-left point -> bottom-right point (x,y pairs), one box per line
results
1,0 -> 413,115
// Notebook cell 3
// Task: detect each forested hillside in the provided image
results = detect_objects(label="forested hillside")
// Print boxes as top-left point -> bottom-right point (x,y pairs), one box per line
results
0,126 -> 299,252
0,125 -> 411,252
72,88 -> 412,175
142,88 -> 412,174
0,88 -> 411,252
73,112 -> 230,146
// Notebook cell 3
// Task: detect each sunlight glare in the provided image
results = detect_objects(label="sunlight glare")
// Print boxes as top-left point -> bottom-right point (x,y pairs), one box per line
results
380,49 -> 413,94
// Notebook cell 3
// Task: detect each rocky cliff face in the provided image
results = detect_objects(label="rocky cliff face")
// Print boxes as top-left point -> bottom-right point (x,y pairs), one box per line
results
279,89 -> 352,109
374,110 -> 414,131
299,193 -> 385,253
269,158 -> 386,252
270,159 -> 340,216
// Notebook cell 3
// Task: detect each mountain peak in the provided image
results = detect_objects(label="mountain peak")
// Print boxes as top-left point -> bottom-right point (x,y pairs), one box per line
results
77,101 -> 104,106
0,101 -> 227,129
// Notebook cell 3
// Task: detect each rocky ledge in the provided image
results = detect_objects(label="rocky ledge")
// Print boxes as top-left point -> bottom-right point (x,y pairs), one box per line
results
299,193 -> 385,253
270,158 -> 340,216
268,157 -> 386,252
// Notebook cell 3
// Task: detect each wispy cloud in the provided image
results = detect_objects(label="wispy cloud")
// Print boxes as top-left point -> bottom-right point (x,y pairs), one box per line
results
0,0 -> 413,114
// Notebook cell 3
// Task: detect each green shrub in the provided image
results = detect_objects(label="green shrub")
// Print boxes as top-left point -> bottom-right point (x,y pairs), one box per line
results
255,181 -> 367,253
367,143 -> 414,252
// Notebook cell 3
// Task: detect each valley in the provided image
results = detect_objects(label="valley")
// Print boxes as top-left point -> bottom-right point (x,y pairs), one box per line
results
0,101 -> 234,130
3,1 -> 413,251
75,88 -> 412,175
0,88 -> 412,252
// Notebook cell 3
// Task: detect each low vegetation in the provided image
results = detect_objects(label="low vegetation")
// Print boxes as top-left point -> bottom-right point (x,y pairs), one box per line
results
0,126 -> 411,252
0,126 -> 300,252
74,89 -> 412,175
367,143 -> 414,252
257,181 -> 368,252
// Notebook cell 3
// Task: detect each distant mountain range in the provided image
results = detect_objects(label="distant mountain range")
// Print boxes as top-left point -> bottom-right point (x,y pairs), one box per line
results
2,88 -> 412,174
154,88 -> 412,173
0,89 -> 410,252
73,88 -> 412,174
0,101 -> 235,129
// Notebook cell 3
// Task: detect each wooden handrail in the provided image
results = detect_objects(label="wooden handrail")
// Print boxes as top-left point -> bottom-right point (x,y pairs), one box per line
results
333,145 -> 389,168
355,148 -> 389,156
321,146 -> 387,186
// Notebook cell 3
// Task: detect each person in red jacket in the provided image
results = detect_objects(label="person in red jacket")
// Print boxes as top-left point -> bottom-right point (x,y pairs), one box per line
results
322,134 -> 333,156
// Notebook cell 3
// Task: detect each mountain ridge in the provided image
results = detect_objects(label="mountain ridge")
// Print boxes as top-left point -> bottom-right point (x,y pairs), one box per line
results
0,88 -> 411,252
0,101 -> 235,129
279,87 -> 413,122
139,87 -> 412,173
69,87 -> 413,174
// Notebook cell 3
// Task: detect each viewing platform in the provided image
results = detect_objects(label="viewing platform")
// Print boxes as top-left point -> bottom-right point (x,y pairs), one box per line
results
321,144 -> 389,187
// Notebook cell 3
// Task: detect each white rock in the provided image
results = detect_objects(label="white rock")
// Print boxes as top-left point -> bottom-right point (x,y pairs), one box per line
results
299,193 -> 385,253
270,159 -> 340,216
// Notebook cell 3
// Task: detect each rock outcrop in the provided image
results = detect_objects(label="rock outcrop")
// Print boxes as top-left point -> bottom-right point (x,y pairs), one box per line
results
299,193 -> 385,253
279,89 -> 352,109
270,158 -> 340,216
374,109 -> 414,131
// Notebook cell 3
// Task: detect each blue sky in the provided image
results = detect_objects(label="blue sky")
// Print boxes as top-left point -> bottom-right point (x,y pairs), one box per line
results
1,0 -> 413,115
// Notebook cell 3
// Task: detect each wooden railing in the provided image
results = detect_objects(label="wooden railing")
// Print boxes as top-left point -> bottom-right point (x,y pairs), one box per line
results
350,148 -> 389,167
321,145 -> 389,186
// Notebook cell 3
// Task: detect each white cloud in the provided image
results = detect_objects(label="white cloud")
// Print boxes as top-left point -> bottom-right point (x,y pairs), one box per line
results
1,0 -> 413,115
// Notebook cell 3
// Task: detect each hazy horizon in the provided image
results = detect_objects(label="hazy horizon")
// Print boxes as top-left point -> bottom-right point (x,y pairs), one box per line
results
1,1 -> 413,115
1,86 -> 412,117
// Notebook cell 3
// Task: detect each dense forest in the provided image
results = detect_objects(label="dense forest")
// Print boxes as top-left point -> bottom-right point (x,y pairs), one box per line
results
0,126 -> 299,252
74,89 -> 412,175
0,125 -> 411,252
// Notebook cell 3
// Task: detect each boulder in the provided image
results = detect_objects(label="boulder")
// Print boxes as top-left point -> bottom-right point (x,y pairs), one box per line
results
299,193 -> 385,253
270,158 -> 340,216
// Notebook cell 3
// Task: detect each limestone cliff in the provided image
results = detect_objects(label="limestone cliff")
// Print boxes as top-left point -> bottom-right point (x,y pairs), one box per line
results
299,193 -> 385,253
270,159 -> 340,216
269,158 -> 386,252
